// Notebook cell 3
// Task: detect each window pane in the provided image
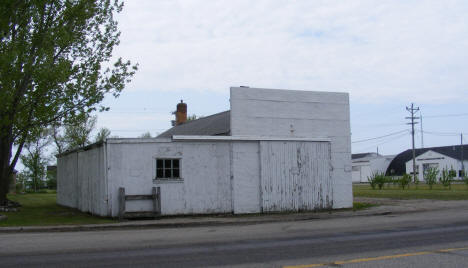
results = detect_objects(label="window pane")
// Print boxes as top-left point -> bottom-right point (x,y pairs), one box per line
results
164,169 -> 171,178
173,168 -> 179,178
173,160 -> 179,168
157,169 -> 163,178
157,159 -> 163,169
164,160 -> 171,169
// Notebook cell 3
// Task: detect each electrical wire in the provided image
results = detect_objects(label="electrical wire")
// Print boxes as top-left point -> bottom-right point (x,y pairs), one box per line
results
352,130 -> 409,143
423,112 -> 468,118
422,130 -> 461,136
354,132 -> 409,152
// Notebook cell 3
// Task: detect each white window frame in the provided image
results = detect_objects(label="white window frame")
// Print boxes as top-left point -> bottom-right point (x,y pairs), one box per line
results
153,157 -> 183,182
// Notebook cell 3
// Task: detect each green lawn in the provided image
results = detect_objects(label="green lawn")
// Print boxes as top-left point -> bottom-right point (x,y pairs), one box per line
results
0,192 -> 116,227
353,183 -> 468,200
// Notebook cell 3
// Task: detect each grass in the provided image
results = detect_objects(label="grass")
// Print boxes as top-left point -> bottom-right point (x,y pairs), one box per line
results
352,202 -> 376,211
353,183 -> 468,200
0,192 -> 116,227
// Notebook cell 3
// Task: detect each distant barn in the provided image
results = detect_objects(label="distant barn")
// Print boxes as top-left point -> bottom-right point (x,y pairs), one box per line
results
57,87 -> 352,217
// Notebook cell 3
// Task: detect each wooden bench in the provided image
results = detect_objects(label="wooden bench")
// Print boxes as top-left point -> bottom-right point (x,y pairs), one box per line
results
118,187 -> 161,220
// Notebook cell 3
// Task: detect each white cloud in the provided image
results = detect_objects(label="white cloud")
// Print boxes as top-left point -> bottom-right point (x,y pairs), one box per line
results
78,0 -> 468,155
113,0 -> 468,104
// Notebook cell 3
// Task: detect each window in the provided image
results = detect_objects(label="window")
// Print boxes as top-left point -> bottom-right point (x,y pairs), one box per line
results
156,159 -> 180,179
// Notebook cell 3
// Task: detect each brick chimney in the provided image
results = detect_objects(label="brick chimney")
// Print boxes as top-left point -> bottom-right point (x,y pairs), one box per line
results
175,100 -> 187,125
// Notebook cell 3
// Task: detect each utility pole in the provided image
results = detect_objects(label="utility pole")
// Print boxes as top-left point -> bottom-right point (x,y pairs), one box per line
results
406,103 -> 420,182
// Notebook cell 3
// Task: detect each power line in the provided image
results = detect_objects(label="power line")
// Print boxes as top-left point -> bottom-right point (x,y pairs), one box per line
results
352,122 -> 407,128
422,130 -> 461,136
423,112 -> 468,118
351,130 -> 408,143
354,132 -> 409,152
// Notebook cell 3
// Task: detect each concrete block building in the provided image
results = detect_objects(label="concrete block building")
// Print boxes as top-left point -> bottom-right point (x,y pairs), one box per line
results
57,87 -> 352,217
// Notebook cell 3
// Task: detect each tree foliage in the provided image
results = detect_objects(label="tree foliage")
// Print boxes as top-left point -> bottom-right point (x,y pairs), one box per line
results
63,114 -> 96,149
95,127 -> 111,143
139,131 -> 152,138
20,130 -> 51,192
424,167 -> 439,190
0,0 -> 137,204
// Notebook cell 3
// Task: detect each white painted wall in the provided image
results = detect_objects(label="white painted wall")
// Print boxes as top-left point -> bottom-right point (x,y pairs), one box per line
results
106,139 -> 232,217
231,141 -> 261,214
406,150 -> 468,181
57,145 -> 107,216
230,87 -> 352,209
352,156 -> 394,183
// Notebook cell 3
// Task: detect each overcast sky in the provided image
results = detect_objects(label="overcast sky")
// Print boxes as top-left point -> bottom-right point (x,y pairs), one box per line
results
96,0 -> 468,155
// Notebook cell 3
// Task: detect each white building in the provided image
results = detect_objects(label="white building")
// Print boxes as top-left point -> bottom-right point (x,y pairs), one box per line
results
352,153 -> 395,183
57,87 -> 352,217
405,148 -> 467,181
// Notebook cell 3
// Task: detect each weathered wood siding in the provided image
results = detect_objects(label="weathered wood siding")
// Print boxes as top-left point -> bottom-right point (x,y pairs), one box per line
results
230,87 -> 352,208
57,145 -> 108,216
231,142 -> 261,214
260,141 -> 332,211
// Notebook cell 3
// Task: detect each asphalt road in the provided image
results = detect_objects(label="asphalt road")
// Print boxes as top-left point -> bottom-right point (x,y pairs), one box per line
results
1,206 -> 468,267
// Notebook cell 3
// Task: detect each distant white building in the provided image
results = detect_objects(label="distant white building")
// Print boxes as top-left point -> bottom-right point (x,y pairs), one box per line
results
405,149 -> 467,181
386,145 -> 467,180
352,153 -> 395,183
57,87 -> 352,217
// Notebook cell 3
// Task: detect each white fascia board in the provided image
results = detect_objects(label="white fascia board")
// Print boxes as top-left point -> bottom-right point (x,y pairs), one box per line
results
172,135 -> 331,142
106,138 -> 172,144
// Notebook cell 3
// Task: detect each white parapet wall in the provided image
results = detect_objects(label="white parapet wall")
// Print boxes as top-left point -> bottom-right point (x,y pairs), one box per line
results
229,87 -> 352,209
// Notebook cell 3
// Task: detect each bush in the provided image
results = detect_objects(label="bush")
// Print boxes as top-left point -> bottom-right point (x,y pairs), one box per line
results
463,172 -> 468,188
424,167 -> 439,190
413,174 -> 419,185
368,172 -> 389,190
46,176 -> 57,190
440,168 -> 455,189
398,174 -> 412,189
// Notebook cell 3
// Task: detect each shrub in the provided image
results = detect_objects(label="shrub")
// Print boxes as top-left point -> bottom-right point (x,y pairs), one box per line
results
368,172 -> 388,190
399,174 -> 412,189
424,167 -> 439,190
368,173 -> 377,190
440,168 -> 455,189
463,172 -> 468,189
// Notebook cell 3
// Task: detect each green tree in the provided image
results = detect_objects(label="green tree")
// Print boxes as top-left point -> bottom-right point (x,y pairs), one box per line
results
440,167 -> 455,189
63,114 -> 97,149
46,166 -> 57,189
0,0 -> 137,205
187,114 -> 203,121
139,132 -> 152,138
95,127 -> 111,143
424,167 -> 439,190
20,130 -> 51,192
16,171 -> 28,193
50,115 -> 98,153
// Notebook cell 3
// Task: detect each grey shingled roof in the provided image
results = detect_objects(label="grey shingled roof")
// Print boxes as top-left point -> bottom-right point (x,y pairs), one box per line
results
157,111 -> 230,138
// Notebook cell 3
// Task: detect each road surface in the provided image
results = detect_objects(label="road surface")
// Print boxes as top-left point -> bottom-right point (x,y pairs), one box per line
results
1,204 -> 468,267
